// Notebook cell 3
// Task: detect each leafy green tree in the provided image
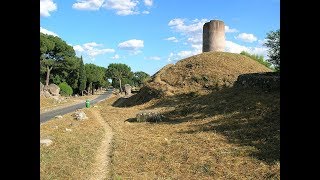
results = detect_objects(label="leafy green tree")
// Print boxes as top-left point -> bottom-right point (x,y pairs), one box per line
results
133,71 -> 151,86
78,56 -> 87,96
40,33 -> 76,86
85,64 -> 108,95
95,66 -> 109,89
106,63 -> 133,92
264,29 -> 280,71
59,82 -> 73,96
61,56 -> 80,92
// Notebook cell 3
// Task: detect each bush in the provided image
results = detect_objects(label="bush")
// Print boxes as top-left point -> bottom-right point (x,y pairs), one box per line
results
59,82 -> 73,96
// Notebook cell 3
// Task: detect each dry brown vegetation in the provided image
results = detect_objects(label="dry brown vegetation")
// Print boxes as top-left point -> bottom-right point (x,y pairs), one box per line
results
98,85 -> 280,179
40,109 -> 105,180
148,51 -> 272,95
40,52 -> 279,179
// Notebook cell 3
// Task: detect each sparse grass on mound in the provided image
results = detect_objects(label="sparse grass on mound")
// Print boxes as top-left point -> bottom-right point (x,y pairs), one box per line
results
40,109 -> 104,180
159,52 -> 272,93
116,51 -> 273,107
98,86 -> 280,179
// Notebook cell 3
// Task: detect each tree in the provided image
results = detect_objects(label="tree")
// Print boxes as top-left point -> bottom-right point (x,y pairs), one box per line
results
106,63 -> 133,92
133,71 -> 150,86
264,29 -> 280,71
78,56 -> 87,96
40,33 -> 76,86
85,64 -> 108,95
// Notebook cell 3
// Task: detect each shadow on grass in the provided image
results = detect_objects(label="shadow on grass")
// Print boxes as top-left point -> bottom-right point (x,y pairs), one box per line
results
124,118 -> 138,123
147,86 -> 280,164
112,86 -> 162,107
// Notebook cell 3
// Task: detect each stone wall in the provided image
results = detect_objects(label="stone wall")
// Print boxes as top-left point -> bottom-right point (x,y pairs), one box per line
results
234,72 -> 280,91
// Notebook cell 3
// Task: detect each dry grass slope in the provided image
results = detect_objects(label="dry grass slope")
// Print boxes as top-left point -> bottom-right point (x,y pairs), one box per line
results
160,51 -> 271,94
99,86 -> 280,179
40,109 -> 105,180
115,51 -> 272,107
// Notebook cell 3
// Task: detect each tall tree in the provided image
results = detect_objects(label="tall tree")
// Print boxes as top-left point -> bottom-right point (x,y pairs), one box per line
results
78,56 -> 87,96
106,63 -> 133,92
40,33 -> 76,86
85,64 -> 108,95
264,29 -> 280,71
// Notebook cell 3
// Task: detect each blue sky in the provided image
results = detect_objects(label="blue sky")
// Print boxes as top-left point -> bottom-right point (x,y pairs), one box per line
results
40,0 -> 280,75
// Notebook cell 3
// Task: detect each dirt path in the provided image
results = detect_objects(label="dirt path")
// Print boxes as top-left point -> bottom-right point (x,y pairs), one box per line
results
89,108 -> 114,180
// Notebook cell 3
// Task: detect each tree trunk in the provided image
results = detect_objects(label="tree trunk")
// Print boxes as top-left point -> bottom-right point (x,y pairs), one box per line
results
46,66 -> 53,86
81,90 -> 83,96
119,78 -> 123,92
88,82 -> 93,95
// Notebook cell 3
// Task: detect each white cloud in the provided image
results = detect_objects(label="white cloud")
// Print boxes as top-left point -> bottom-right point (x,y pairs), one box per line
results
73,45 -> 85,52
168,18 -> 208,35
144,0 -> 153,6
111,54 -> 120,59
103,0 -> 139,16
167,48 -> 201,63
40,0 -> 57,17
225,25 -> 238,33
191,44 -> 202,51
72,0 -> 153,15
168,18 -> 207,59
118,39 -> 144,50
73,42 -> 115,59
167,52 -> 177,62
146,56 -> 161,60
164,36 -> 178,43
72,0 -> 104,10
177,51 -> 193,58
167,17 -> 268,61
225,40 -> 268,59
40,27 -> 58,36
258,39 -> 267,45
235,33 -> 258,43
225,40 -> 247,53
187,37 -> 201,44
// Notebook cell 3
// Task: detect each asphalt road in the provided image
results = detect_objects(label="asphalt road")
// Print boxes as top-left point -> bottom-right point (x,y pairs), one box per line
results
40,90 -> 112,124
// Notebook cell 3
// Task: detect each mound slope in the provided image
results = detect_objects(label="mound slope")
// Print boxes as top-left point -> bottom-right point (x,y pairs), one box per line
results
114,51 -> 272,107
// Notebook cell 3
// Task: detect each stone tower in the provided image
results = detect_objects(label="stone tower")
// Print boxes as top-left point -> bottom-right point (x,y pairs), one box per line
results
202,20 -> 225,52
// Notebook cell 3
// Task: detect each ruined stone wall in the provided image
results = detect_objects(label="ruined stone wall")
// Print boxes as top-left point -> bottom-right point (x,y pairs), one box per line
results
202,20 -> 225,52
234,72 -> 280,91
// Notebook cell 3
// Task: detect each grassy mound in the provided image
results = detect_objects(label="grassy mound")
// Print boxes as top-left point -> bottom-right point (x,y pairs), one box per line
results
115,51 -> 272,107
158,51 -> 272,94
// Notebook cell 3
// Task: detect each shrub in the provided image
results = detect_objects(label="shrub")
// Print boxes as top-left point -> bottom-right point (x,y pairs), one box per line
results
59,82 -> 73,96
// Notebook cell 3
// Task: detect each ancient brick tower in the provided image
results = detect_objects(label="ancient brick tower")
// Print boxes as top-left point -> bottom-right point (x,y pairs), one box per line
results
202,20 -> 225,52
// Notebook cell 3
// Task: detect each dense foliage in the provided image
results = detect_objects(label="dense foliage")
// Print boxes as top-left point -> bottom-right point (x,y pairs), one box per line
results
59,82 -> 73,96
106,63 -> 133,92
264,29 -> 280,71
40,33 -> 150,95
